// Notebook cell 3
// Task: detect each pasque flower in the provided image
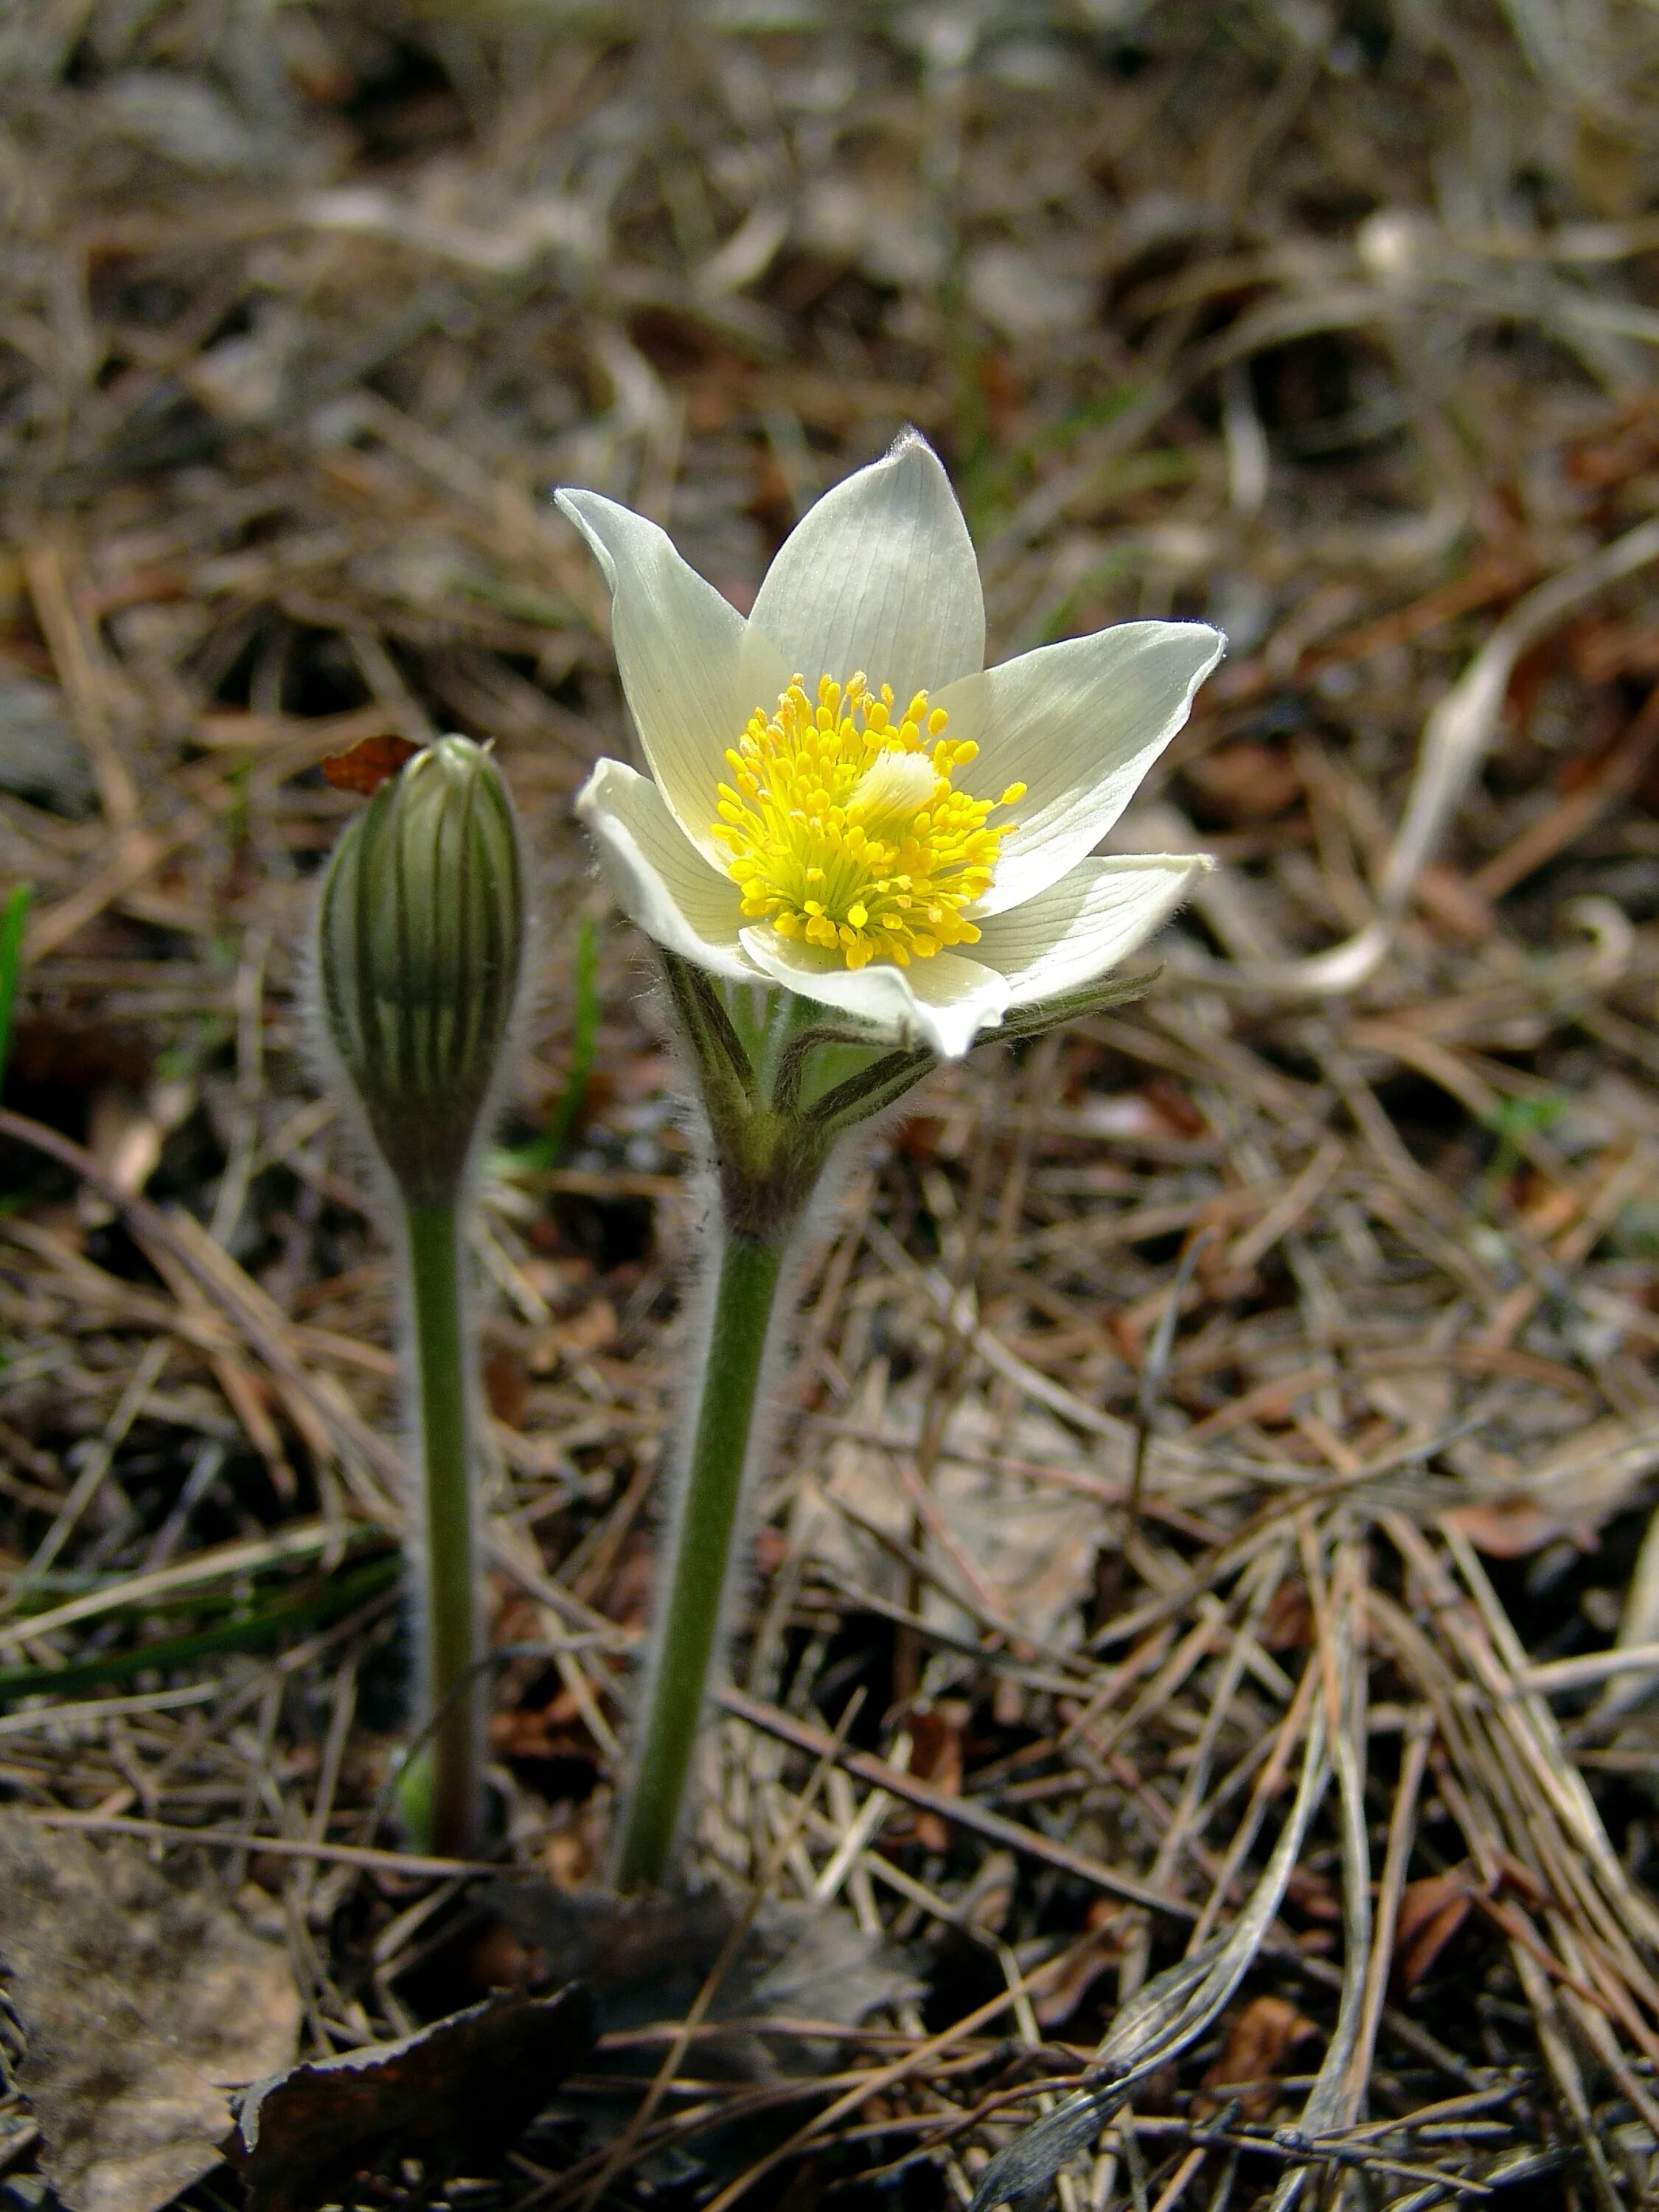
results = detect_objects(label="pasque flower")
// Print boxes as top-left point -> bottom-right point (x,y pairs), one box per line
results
560,429 -> 1222,1059
558,434 -> 1225,1896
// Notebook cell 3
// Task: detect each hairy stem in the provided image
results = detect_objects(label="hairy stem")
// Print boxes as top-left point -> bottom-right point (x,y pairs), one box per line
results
404,1197 -> 479,1856
614,1227 -> 785,1891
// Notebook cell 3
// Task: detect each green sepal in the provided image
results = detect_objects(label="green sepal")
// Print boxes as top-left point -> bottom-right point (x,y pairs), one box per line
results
992,964 -> 1161,1043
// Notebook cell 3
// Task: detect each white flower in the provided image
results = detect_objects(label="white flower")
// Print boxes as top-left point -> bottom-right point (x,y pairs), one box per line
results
559,431 -> 1221,1060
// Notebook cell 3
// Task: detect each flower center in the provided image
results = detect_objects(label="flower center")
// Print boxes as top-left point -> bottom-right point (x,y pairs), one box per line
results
712,672 -> 1023,972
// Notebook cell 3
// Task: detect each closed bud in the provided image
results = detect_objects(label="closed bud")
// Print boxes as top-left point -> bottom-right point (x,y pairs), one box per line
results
316,736 -> 526,1205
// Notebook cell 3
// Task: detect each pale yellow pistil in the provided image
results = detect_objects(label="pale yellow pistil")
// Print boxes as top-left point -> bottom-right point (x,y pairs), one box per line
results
712,673 -> 1025,972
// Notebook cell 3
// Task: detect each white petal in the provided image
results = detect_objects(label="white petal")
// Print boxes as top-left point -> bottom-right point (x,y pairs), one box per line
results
576,757 -> 757,983
939,621 -> 1223,917
740,931 -> 1009,1060
557,489 -> 753,866
975,855 -> 1210,1004
745,430 -> 985,703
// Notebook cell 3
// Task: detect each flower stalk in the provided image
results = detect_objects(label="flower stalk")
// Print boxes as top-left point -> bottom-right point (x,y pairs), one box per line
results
403,1197 -> 480,1858
613,1222 -> 785,1893
613,967 -> 876,1887
312,737 -> 526,1857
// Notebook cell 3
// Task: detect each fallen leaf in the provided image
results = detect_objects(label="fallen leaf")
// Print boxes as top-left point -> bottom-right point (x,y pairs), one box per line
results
1392,1864 -> 1481,1994
229,1986 -> 592,2212
1033,1902 -> 1126,2029
1440,1495 -> 1559,1557
807,1371 -> 1106,1648
905,1703 -> 965,1853
1259,1580 -> 1313,1653
1284,1863 -> 1342,1921
490,1681 -> 595,1766
4,1012 -> 151,1100
1444,1416 -> 1659,1557
1180,740 -> 1301,825
1197,1996 -> 1320,2121
488,1888 -> 917,2183
0,673 -> 94,815
0,1812 -> 300,2212
320,731 -> 419,793
493,1885 -> 916,2055
482,1341 -> 532,1427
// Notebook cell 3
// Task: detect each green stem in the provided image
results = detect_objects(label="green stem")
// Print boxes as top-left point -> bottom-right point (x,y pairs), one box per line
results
614,1228 -> 785,1891
404,1197 -> 479,1856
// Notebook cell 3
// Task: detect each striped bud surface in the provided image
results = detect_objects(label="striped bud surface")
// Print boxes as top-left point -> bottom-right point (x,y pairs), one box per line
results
317,736 -> 524,1206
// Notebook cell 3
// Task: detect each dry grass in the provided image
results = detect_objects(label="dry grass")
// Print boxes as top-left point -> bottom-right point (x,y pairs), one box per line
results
7,1 -> 1659,2205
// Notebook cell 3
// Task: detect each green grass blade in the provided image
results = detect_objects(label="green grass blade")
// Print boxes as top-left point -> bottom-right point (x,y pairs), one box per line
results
0,1554 -> 400,1705
0,882 -> 32,1094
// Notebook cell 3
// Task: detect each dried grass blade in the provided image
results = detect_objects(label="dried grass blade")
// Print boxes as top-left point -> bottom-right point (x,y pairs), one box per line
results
967,1675 -> 1332,2212
1265,1540 -> 1369,2208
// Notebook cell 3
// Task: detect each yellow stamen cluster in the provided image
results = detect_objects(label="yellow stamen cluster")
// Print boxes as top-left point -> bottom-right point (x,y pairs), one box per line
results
712,673 -> 1023,972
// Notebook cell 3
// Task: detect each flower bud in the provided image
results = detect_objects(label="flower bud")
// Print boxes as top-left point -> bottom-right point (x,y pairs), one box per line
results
316,737 -> 525,1204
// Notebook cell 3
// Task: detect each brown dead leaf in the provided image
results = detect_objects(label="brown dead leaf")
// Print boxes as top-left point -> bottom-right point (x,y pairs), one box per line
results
229,1986 -> 592,2212
905,1703 -> 965,1853
1259,1579 -> 1313,1652
809,1376 -> 1106,1649
319,731 -> 419,793
1284,1863 -> 1342,1921
489,1886 -> 918,2071
1444,1416 -> 1659,1556
0,1812 -> 300,2212
6,1013 -> 151,1098
1393,1864 -> 1481,1994
1033,1902 -> 1125,2028
1181,740 -> 1301,825
1197,1995 -> 1321,2121
490,1682 -> 598,1771
482,1341 -> 532,1427
1440,1496 -> 1559,1557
